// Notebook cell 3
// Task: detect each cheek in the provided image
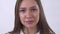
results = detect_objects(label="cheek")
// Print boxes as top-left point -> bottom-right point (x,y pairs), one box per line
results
19,13 -> 25,24
33,12 -> 40,24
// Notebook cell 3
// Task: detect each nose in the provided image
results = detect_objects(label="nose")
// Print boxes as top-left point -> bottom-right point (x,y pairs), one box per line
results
25,11 -> 32,18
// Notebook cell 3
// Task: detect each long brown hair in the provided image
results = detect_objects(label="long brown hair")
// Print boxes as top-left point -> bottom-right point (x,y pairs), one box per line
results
8,0 -> 55,34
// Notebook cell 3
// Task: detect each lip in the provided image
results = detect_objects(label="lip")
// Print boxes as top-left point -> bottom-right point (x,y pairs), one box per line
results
25,20 -> 34,24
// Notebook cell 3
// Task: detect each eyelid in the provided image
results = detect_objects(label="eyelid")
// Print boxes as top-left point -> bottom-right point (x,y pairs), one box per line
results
19,9 -> 25,12
19,8 -> 26,11
19,9 -> 26,13
30,6 -> 37,10
19,8 -> 26,10
30,8 -> 37,11
31,8 -> 36,9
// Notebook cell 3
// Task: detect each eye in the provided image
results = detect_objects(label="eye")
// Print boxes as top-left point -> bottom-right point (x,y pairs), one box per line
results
19,9 -> 26,13
31,8 -> 37,12
32,9 -> 37,10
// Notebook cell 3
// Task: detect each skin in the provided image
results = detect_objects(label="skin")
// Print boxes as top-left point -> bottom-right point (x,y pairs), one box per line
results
19,0 -> 40,34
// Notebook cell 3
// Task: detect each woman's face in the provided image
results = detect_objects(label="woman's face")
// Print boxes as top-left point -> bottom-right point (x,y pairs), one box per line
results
19,0 -> 40,28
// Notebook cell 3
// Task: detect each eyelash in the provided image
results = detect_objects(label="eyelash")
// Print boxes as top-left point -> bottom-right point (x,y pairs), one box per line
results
31,9 -> 37,11
19,9 -> 37,13
19,10 -> 25,13
32,9 -> 37,10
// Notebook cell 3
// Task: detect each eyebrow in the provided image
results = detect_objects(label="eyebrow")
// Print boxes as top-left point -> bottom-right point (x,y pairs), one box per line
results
19,6 -> 37,10
19,8 -> 26,10
30,6 -> 37,9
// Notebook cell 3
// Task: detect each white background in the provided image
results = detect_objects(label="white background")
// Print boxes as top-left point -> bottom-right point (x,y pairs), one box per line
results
0,0 -> 60,34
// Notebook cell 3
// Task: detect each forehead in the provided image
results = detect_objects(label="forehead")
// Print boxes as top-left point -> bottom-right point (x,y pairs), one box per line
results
22,0 -> 36,3
20,0 -> 38,8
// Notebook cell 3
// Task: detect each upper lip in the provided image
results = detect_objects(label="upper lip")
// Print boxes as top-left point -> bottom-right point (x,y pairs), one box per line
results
25,20 -> 33,22
24,19 -> 34,22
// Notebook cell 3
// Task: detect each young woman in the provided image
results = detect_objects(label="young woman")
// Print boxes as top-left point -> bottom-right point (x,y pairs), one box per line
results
6,0 -> 55,34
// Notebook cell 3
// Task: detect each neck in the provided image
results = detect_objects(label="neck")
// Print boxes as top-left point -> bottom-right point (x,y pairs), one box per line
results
23,26 -> 37,34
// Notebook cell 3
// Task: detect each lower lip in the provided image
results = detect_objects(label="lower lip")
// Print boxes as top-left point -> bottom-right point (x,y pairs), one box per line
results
25,21 -> 33,24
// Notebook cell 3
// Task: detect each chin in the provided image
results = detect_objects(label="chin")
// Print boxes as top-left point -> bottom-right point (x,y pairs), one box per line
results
25,25 -> 35,28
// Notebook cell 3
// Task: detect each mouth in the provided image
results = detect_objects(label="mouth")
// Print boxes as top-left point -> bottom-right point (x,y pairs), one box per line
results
24,20 -> 34,24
